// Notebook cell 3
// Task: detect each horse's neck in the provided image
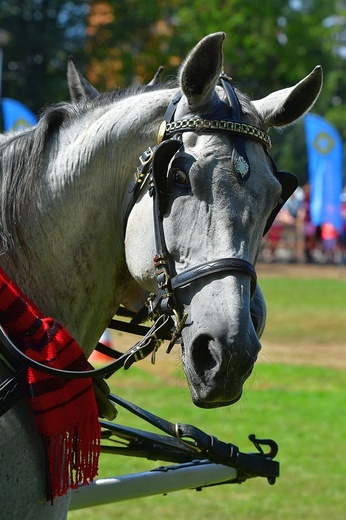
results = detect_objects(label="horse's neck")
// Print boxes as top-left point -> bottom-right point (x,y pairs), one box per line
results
3,89 -> 174,355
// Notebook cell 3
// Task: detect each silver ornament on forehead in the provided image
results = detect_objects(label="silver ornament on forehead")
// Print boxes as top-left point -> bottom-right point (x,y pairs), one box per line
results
235,156 -> 249,178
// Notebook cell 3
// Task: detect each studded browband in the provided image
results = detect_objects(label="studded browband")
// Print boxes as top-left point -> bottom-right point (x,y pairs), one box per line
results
161,118 -> 272,149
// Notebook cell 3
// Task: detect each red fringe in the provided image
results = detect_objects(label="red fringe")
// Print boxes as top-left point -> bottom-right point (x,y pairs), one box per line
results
45,416 -> 100,503
0,267 -> 101,503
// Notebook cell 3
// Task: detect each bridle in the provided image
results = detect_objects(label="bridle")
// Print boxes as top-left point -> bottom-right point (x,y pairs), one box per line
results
0,74 -> 298,384
130,73 -> 298,342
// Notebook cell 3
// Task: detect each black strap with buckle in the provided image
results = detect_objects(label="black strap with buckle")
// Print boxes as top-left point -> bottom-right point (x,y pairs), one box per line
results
104,392 -> 279,483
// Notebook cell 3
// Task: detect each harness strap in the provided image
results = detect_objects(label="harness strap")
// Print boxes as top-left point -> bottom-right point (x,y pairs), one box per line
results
0,314 -> 173,382
164,118 -> 271,149
0,365 -> 27,415
108,392 -> 238,464
107,392 -> 279,480
149,139 -> 184,323
162,90 -> 182,124
220,75 -> 251,184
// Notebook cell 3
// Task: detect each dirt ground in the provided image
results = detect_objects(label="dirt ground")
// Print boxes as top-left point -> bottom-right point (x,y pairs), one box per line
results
257,261 -> 346,281
99,263 -> 345,373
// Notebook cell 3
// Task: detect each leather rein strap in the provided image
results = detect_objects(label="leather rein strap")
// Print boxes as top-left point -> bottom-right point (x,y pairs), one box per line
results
0,314 -> 173,382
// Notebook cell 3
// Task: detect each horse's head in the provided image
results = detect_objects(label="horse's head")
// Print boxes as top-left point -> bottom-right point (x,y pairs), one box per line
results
125,32 -> 322,408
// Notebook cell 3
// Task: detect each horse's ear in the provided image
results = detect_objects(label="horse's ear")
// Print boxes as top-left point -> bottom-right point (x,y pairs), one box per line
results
148,66 -> 164,86
253,66 -> 323,127
179,32 -> 225,108
67,56 -> 100,101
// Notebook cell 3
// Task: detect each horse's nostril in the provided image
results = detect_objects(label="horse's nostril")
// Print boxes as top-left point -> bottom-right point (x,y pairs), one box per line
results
191,334 -> 219,372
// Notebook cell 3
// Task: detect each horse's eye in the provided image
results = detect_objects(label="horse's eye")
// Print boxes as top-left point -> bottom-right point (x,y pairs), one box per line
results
171,169 -> 190,188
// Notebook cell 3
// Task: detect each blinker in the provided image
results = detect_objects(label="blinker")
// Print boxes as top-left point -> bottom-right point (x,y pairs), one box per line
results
263,170 -> 298,236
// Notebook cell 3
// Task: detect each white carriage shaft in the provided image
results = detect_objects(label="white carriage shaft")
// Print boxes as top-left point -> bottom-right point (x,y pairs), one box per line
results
69,461 -> 237,510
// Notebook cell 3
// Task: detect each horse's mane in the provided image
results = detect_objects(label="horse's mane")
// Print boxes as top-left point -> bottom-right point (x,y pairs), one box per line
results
0,82 -> 176,255
0,80 -> 258,256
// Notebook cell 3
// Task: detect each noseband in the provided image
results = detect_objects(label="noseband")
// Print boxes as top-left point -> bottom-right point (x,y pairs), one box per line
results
130,74 -> 298,343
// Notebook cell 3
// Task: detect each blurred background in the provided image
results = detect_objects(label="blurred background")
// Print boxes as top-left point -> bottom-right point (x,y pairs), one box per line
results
1,0 -> 346,264
0,1 -> 345,170
1,3 -> 345,519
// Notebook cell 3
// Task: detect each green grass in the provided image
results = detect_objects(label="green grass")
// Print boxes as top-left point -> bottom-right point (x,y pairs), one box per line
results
259,277 -> 346,345
68,276 -> 346,519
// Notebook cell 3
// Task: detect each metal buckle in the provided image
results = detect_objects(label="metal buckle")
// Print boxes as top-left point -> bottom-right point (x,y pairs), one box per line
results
175,423 -> 203,453
134,148 -> 154,183
139,147 -> 154,167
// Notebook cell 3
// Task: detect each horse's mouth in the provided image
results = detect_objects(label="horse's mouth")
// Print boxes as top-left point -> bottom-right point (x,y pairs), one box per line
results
191,390 -> 243,409
186,367 -> 248,408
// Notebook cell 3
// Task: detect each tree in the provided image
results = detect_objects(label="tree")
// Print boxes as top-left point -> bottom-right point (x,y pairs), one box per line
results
0,1 -> 89,114
84,0 -> 346,181
84,0 -> 183,89
1,0 -> 346,182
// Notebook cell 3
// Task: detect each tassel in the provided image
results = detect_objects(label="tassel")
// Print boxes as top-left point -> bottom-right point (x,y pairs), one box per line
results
45,418 -> 100,502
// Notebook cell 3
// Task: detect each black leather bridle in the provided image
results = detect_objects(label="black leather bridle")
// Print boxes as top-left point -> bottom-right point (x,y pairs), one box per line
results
0,75 -> 298,388
131,74 -> 298,340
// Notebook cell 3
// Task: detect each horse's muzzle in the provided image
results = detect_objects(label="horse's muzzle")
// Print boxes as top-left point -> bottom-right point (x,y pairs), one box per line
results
182,331 -> 261,408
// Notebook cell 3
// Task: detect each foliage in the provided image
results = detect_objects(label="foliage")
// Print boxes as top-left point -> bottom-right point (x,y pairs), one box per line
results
1,0 -> 346,180
0,1 -> 89,113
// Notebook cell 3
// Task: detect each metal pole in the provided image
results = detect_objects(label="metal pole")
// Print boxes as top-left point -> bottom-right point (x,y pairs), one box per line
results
69,461 -> 238,511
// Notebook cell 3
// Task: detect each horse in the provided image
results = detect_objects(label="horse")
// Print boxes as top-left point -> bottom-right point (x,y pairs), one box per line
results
0,32 -> 322,518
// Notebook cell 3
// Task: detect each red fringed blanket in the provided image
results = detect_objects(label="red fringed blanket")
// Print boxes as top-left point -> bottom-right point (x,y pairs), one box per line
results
0,267 -> 100,502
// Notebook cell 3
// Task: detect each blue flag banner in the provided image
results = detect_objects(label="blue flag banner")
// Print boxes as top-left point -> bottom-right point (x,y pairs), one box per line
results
304,114 -> 343,232
1,97 -> 37,132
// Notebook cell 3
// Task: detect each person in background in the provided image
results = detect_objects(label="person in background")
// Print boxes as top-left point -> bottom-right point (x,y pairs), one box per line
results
297,183 -> 318,263
321,222 -> 339,263
339,189 -> 346,265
